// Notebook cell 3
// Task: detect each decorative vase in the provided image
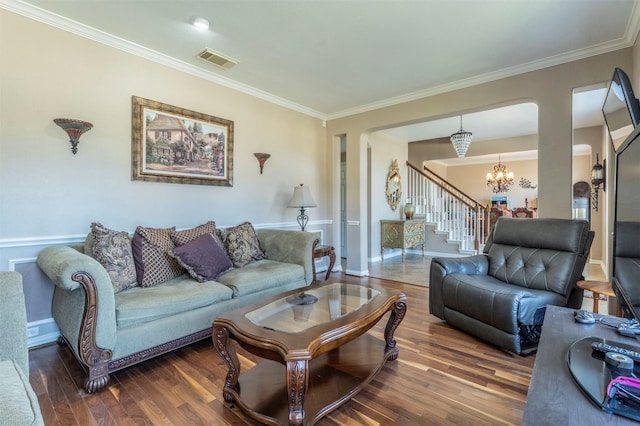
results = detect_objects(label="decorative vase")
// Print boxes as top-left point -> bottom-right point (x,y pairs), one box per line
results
404,201 -> 415,220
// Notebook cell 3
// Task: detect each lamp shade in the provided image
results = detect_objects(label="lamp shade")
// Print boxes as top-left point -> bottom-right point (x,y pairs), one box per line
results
287,184 -> 317,208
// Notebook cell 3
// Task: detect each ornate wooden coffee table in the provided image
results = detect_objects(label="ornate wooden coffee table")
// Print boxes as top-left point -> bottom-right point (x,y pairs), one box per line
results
212,282 -> 407,425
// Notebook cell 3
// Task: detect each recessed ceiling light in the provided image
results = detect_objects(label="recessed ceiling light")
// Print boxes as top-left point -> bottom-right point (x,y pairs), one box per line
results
192,17 -> 209,30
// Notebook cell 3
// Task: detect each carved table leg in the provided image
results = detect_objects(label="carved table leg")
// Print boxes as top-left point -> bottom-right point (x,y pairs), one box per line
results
384,299 -> 407,361
213,325 -> 240,403
325,247 -> 336,281
287,359 -> 309,426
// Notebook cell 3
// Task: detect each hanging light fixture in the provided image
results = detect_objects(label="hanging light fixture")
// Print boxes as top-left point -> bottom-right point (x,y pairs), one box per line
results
450,115 -> 473,158
486,154 -> 514,193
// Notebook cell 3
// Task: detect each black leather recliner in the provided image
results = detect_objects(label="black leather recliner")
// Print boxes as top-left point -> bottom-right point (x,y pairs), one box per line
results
429,217 -> 594,355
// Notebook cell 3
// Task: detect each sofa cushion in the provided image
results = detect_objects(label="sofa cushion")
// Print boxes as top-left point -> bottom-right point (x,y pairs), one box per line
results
170,233 -> 233,282
170,221 -> 217,247
87,222 -> 138,293
0,360 -> 43,426
441,273 -> 566,333
132,226 -> 184,287
114,275 -> 233,328
216,259 -> 304,297
221,222 -> 266,267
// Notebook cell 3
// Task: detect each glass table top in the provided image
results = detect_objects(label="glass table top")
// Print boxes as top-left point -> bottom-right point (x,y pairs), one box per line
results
245,283 -> 381,334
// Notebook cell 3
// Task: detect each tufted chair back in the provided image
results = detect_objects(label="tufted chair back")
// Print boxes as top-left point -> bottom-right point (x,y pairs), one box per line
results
483,217 -> 593,298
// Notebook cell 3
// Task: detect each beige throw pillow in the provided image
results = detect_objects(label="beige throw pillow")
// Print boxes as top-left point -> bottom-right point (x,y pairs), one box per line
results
221,222 -> 266,267
88,222 -> 138,293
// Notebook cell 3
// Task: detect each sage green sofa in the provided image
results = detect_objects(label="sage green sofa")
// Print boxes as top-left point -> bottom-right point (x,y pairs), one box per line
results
0,271 -> 44,426
37,228 -> 318,393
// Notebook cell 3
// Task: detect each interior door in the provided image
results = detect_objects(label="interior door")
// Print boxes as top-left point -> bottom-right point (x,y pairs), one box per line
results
340,161 -> 347,257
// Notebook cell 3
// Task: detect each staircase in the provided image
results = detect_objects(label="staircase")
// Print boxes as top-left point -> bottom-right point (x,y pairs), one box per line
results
405,162 -> 488,254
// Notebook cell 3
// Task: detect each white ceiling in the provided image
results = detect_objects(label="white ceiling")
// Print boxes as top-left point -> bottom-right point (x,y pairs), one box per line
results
2,0 -> 639,150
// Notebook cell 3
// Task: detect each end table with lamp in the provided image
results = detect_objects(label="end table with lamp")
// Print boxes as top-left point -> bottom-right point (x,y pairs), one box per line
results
287,184 -> 335,282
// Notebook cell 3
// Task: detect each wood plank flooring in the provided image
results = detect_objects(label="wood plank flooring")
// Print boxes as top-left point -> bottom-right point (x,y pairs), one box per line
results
30,274 -> 535,425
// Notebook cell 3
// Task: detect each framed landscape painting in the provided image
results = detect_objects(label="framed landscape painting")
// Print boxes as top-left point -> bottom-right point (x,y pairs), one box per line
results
131,96 -> 234,186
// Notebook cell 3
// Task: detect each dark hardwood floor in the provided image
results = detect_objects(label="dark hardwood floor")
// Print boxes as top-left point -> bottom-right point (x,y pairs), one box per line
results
30,274 -> 535,425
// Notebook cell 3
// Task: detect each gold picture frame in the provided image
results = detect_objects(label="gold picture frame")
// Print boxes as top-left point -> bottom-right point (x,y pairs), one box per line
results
131,96 -> 234,186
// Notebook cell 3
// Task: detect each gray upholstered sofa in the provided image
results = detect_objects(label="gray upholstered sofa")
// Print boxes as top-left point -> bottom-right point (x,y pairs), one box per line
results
37,224 -> 318,393
0,271 -> 44,426
430,217 -> 594,355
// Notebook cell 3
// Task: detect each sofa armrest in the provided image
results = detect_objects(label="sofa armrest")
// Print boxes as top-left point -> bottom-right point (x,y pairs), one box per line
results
256,229 -> 319,285
0,272 -> 29,376
429,255 -> 489,319
36,245 -> 116,390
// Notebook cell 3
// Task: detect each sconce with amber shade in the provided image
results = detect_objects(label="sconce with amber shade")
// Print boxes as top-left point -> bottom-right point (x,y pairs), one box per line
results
254,153 -> 271,174
54,118 -> 93,154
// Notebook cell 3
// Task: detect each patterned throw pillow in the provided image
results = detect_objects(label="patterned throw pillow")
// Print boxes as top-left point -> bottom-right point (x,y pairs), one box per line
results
170,233 -> 233,282
221,222 -> 266,267
88,222 -> 138,293
132,226 -> 184,287
170,221 -> 217,247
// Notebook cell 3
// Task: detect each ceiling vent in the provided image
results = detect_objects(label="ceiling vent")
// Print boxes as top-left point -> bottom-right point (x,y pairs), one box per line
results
196,48 -> 238,69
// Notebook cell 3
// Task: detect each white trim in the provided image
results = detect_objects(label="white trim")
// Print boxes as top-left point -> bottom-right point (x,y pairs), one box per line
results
7,257 -> 37,270
27,317 -> 56,328
0,234 -> 85,249
345,269 -> 369,277
26,318 -> 59,348
327,17 -> 640,120
28,331 -> 59,348
0,220 -> 333,250
6,0 -> 636,122
0,0 -> 325,120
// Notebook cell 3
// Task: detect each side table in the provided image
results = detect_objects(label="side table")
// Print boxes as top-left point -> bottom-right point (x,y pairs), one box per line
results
380,219 -> 425,262
313,245 -> 336,283
577,279 -> 622,316
522,305 -> 636,425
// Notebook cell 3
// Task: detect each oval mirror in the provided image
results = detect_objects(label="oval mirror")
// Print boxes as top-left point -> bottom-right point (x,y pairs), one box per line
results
386,159 -> 402,211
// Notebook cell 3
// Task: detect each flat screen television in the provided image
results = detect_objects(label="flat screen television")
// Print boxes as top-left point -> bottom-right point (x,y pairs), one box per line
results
611,126 -> 640,322
602,67 -> 640,152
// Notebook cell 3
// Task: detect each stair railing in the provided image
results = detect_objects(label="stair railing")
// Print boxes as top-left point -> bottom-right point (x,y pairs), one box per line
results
405,161 -> 487,252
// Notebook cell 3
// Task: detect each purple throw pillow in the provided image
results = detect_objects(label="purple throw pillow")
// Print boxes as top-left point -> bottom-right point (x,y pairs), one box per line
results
170,233 -> 233,282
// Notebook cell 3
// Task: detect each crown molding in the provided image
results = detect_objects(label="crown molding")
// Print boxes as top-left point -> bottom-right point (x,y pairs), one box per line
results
327,40 -> 637,121
3,0 -> 640,122
0,0 -> 326,120
327,3 -> 640,121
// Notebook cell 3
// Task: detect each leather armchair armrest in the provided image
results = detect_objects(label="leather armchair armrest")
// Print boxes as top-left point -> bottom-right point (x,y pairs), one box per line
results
429,255 -> 489,319
432,254 -> 489,275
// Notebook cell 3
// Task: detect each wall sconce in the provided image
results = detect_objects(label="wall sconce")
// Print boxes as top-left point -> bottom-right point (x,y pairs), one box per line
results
54,118 -> 93,154
287,184 -> 317,231
254,153 -> 271,174
591,154 -> 605,211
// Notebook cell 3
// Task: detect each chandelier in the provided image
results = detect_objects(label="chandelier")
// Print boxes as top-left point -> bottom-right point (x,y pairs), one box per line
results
486,155 -> 514,193
450,116 -> 472,158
